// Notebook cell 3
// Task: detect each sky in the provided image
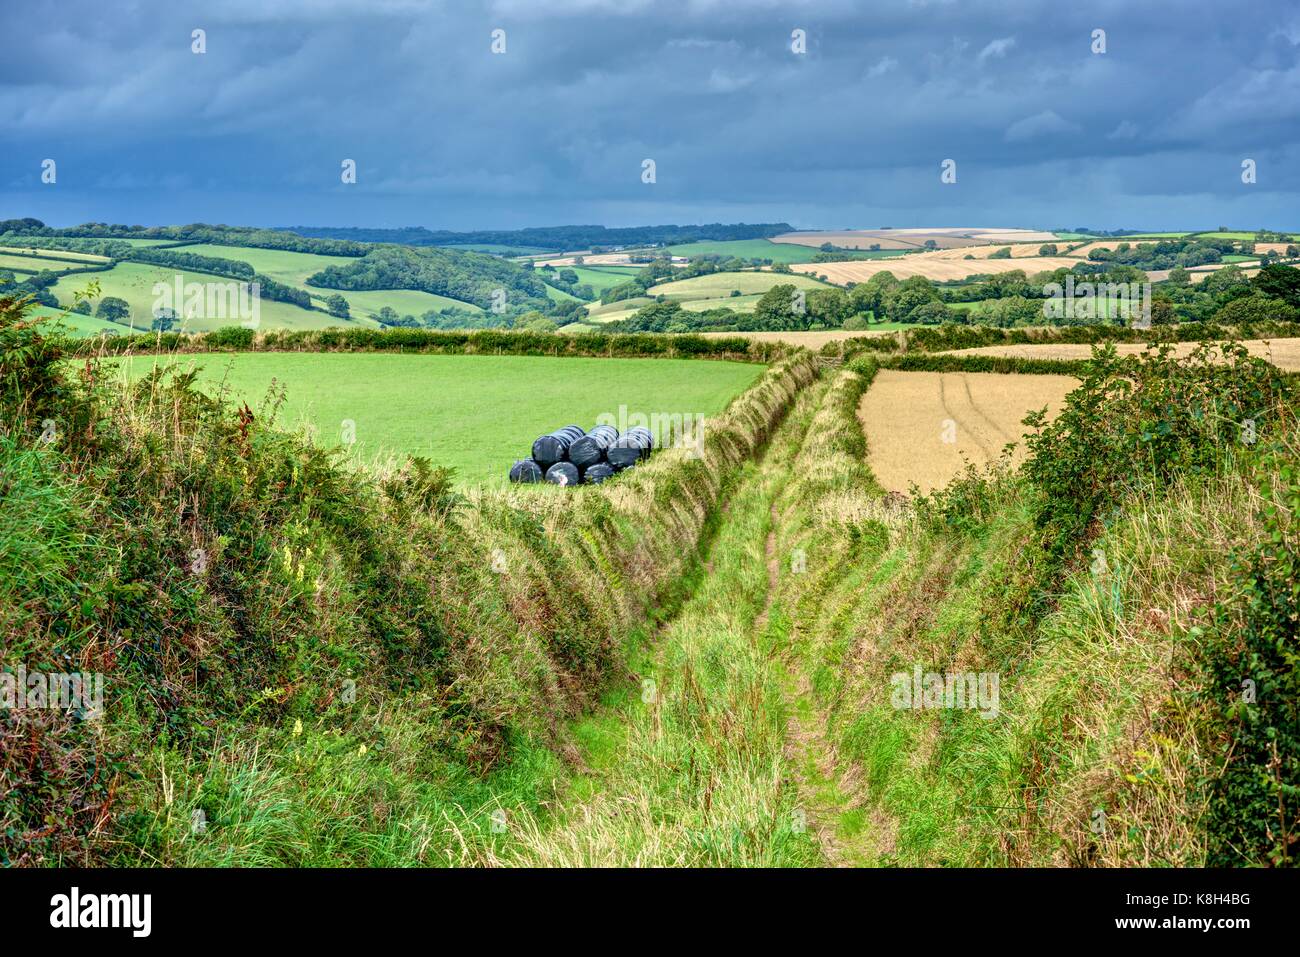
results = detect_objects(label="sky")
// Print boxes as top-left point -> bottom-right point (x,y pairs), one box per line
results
1,0 -> 1298,233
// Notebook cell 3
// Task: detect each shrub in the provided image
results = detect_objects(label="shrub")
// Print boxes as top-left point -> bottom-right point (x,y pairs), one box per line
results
1022,342 -> 1292,555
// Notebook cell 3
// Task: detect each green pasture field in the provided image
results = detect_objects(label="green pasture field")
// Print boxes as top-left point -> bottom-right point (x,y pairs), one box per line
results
681,293 -> 762,313
0,253 -> 72,274
180,243 -> 361,286
0,245 -> 110,263
1194,231 -> 1296,241
113,238 -> 185,246
311,287 -> 480,320
648,270 -> 830,300
28,304 -> 128,336
544,283 -> 584,303
93,245 -> 481,321
105,352 -> 766,486
50,262 -> 348,333
563,266 -> 641,294
0,252 -> 101,274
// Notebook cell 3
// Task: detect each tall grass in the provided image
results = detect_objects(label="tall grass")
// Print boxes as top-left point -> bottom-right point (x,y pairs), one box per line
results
0,294 -> 815,865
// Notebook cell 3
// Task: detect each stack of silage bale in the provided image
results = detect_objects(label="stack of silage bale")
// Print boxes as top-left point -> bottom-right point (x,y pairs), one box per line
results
507,423 -> 655,486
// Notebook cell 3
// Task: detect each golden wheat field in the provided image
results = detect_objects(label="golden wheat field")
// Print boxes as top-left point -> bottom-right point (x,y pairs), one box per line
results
793,254 -> 1085,284
859,370 -> 1076,494
938,337 -> 1300,370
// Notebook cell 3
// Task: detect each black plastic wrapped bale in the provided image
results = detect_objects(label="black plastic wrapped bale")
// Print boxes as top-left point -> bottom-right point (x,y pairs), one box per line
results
568,424 -> 619,469
531,424 -> 585,471
583,462 -> 615,485
544,462 -> 580,487
606,426 -> 654,470
508,459 -> 544,484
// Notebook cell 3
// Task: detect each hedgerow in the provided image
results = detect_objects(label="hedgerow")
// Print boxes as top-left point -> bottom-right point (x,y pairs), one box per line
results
1,293 -> 814,864
67,325 -> 787,364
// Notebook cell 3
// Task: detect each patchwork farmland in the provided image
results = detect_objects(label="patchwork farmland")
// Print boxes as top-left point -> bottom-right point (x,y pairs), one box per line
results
5,219 -> 1300,880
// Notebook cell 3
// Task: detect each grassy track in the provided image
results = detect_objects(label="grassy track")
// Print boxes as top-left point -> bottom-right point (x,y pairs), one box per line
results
106,352 -> 765,486
473,378 -> 831,866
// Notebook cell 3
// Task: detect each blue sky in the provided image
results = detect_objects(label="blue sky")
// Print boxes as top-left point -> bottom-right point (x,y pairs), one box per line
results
2,0 -> 1298,231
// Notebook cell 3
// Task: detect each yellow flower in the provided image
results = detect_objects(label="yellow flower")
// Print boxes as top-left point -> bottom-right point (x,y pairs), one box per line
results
358,744 -> 367,756
292,718 -> 303,736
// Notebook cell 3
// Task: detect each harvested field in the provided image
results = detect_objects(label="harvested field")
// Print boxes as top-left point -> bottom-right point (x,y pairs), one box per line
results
535,253 -> 685,267
773,227 -> 1056,251
938,337 -> 1300,371
701,329 -> 897,348
926,243 -> 1057,260
648,270 -> 828,299
859,370 -> 1076,494
793,254 -> 1083,284
773,232 -> 921,250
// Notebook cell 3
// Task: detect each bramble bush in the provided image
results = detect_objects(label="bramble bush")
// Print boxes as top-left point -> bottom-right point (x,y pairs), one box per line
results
1022,342 -> 1291,556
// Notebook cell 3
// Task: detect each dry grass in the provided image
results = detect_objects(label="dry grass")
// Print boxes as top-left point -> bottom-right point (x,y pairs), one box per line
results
938,337 -> 1300,371
858,370 -> 1076,493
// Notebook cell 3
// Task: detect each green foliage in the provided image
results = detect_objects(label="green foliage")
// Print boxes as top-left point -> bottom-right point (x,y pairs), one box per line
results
1251,263 -> 1300,307
1205,449 -> 1300,866
305,245 -> 550,312
1023,342 -> 1291,554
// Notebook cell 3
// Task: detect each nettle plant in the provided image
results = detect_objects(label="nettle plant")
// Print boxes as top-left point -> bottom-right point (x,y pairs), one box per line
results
1022,341 -> 1292,554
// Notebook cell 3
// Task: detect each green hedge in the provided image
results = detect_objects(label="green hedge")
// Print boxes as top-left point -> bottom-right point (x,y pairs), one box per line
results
822,320 -> 1300,358
68,326 -> 787,364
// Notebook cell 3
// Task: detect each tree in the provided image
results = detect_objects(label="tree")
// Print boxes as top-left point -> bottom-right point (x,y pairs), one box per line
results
1038,243 -> 1058,256
883,275 -> 940,323
754,284 -> 807,330
325,294 -> 350,318
72,300 -> 92,315
1212,292 -> 1299,325
806,288 -> 849,327
96,296 -> 130,324
909,301 -> 956,325
623,300 -> 685,332
1148,296 -> 1177,326
849,270 -> 899,317
1251,263 -> 1300,306
375,306 -> 399,325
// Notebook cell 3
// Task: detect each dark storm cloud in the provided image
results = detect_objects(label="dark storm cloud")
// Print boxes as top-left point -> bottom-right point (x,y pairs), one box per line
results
1,0 -> 1297,229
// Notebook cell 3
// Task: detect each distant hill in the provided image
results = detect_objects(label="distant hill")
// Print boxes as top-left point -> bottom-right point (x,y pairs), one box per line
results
283,223 -> 795,252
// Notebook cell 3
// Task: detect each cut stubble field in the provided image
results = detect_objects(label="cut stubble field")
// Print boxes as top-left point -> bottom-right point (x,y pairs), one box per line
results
940,337 -> 1300,371
106,352 -> 766,486
793,254 -> 1087,284
859,370 -> 1076,494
